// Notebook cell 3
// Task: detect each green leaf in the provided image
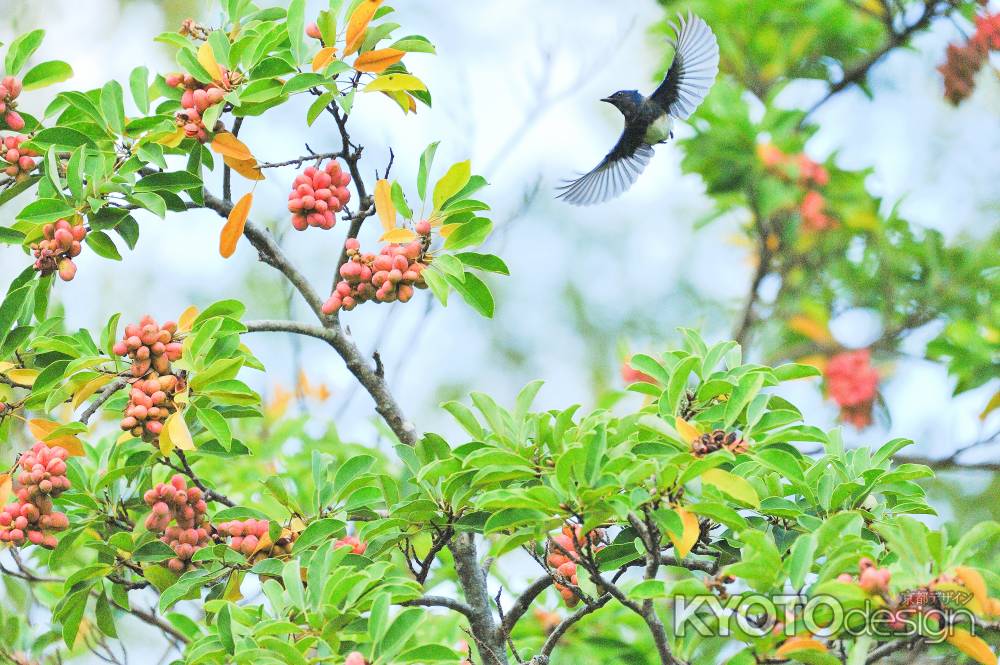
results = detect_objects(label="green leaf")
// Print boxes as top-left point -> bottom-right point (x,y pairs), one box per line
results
433,160 -> 471,210
774,363 -> 822,381
390,36 -> 436,53
176,47 -> 215,84
5,30 -> 45,77
390,181 -> 412,219
286,0 -> 307,65
85,230 -> 122,260
455,252 -> 508,275
446,271 -> 494,318
443,217 -> 492,250
629,579 -> 668,599
16,198 -> 75,223
376,608 -> 423,663
0,226 -> 26,244
60,589 -> 89,648
417,142 -> 439,201
100,81 -> 126,134
422,267 -> 449,306
29,127 -> 96,150
281,559 -> 305,611
21,60 -> 73,91
787,534 -> 817,589
134,170 -> 203,193
129,66 -> 150,114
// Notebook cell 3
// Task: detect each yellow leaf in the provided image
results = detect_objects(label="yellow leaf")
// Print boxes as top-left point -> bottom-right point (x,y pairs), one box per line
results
788,314 -> 834,345
354,48 -> 405,73
432,160 -> 471,211
666,507 -> 700,559
223,154 -> 265,181
197,42 -> 223,82
775,636 -> 828,657
220,192 -> 253,258
981,391 -> 1000,421
955,567 -> 990,614
438,223 -> 460,238
6,368 -> 39,386
797,354 -> 828,374
0,361 -> 13,373
379,228 -> 417,243
72,374 -> 116,410
675,417 -> 700,445
158,421 -> 174,456
364,73 -> 427,93
166,411 -> 194,450
701,468 -> 760,508
344,0 -> 383,56
374,179 -> 395,232
211,132 -> 253,161
178,305 -> 199,333
0,474 -> 10,506
223,570 -> 244,602
946,628 -> 997,665
154,127 -> 185,148
312,46 -> 337,73
28,419 -> 85,456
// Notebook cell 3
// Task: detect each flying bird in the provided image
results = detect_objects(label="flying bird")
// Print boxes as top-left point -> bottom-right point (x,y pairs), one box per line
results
556,12 -> 720,206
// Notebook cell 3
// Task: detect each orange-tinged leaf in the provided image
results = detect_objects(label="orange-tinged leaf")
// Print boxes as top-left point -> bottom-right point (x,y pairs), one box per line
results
438,223 -> 460,238
197,42 -> 223,83
354,48 -> 405,73
946,628 -> 997,665
28,419 -> 85,456
178,305 -> 199,333
0,474 -> 11,506
675,417 -> 700,445
312,46 -> 338,72
223,154 -> 265,181
6,368 -> 39,386
797,353 -> 828,373
211,132 -> 253,161
374,179 -> 395,232
344,0 -> 383,56
788,314 -> 834,345
220,192 -> 253,258
955,567 -> 990,613
775,636 -> 828,657
165,412 -> 195,451
666,507 -> 700,559
72,374 -> 116,410
382,90 -> 417,114
379,228 -> 417,243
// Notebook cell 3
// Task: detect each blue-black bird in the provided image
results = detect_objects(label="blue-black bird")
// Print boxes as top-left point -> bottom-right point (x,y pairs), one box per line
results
556,12 -> 720,206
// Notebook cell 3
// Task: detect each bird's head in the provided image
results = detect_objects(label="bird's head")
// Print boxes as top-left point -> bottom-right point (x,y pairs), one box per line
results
601,90 -> 643,118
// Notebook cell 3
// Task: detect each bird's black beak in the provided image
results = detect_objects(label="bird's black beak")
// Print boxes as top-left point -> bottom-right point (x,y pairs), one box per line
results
600,96 -> 614,104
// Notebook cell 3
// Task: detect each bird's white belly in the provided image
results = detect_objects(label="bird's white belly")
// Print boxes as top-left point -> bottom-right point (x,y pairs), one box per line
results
644,114 -> 674,144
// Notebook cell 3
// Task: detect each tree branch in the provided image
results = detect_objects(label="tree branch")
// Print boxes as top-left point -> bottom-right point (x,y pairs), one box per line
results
528,593 -> 614,664
449,532 -> 508,665
500,576 -> 552,636
79,377 -> 128,424
402,595 -> 477,622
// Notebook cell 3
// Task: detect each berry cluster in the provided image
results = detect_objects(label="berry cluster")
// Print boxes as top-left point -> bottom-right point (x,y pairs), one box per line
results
546,524 -> 605,607
119,373 -> 184,442
1,134 -> 37,179
837,557 -> 891,594
334,534 -> 367,555
287,161 -> 352,231
216,518 -> 295,559
692,429 -> 748,457
939,12 -> 1000,104
165,72 -> 237,142
31,218 -> 87,282
0,76 -> 25,131
756,143 -> 835,232
0,443 -> 71,549
824,349 -> 878,429
321,228 -> 431,314
143,475 -> 210,573
113,316 -> 183,378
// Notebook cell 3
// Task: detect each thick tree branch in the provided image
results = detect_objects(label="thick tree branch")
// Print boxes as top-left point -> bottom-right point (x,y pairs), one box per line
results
500,576 -> 553,636
79,377 -> 128,424
242,319 -> 418,445
402,595 -> 477,622
449,533 -> 508,665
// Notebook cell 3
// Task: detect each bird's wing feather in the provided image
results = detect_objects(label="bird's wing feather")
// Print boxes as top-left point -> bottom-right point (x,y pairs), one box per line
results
650,11 -> 719,120
555,132 -> 655,207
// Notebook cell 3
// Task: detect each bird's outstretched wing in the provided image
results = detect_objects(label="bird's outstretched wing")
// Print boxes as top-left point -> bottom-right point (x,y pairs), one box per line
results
555,131 -> 655,206
650,12 -> 719,120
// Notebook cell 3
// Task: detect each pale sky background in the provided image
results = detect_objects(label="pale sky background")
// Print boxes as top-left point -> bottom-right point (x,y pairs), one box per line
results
0,0 -> 997,657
